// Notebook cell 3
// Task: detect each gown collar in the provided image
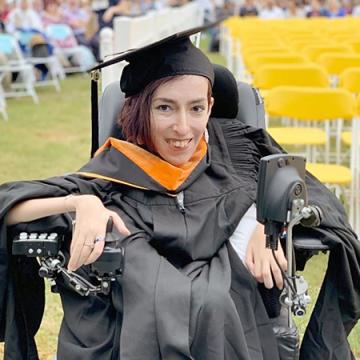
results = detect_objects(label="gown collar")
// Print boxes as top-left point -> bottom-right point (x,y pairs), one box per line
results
78,137 -> 209,193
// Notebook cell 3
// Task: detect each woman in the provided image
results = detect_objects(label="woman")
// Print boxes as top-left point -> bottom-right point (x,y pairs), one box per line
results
1,27 -> 359,360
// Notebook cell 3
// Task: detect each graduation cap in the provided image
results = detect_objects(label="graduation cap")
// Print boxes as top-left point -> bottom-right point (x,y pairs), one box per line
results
89,18 -> 226,156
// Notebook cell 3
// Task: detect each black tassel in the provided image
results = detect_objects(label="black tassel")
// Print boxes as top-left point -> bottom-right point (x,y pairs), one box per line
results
90,70 -> 100,158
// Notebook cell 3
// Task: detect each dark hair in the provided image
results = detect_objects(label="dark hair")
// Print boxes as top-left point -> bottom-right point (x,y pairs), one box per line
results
118,75 -> 213,151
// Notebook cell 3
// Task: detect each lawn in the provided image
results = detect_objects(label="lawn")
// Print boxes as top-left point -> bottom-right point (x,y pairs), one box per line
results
0,64 -> 359,358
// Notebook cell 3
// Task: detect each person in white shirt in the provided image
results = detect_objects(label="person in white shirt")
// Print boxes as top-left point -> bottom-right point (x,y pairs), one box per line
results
259,0 -> 285,18
6,0 -> 44,33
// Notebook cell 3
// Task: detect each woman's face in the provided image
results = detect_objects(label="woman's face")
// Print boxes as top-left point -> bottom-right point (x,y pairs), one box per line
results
150,75 -> 213,167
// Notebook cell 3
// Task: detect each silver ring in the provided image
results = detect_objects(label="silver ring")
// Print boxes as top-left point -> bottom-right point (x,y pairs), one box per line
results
94,235 -> 105,244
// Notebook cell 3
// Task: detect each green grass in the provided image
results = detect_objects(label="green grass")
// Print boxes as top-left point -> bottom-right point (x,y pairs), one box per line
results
0,75 -> 91,181
0,69 -> 359,359
0,75 -> 90,360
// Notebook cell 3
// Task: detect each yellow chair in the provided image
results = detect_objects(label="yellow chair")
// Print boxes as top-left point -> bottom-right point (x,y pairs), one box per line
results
339,68 -> 360,140
242,49 -> 294,74
252,64 -> 329,90
288,39 -> 334,51
266,86 -> 355,161
339,67 -> 360,173
242,46 -> 289,59
253,66 -> 330,140
303,45 -> 354,62
339,67 -> 360,93
265,86 -> 357,230
317,53 -> 360,76
246,53 -> 308,75
345,40 -> 360,54
349,96 -> 360,235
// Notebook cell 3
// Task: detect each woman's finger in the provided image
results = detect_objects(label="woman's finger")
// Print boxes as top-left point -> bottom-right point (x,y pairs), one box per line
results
254,254 -> 265,283
84,237 -> 106,265
68,243 -> 92,271
70,218 -> 81,255
68,226 -> 86,271
111,212 -> 131,235
275,248 -> 288,271
245,244 -> 256,275
262,261 -> 274,289
270,257 -> 284,289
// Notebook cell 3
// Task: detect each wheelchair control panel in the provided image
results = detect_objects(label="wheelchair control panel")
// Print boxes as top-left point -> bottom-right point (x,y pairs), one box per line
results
257,154 -> 322,326
12,229 -> 125,297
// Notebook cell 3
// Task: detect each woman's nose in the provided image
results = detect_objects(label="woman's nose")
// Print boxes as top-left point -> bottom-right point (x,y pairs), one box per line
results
173,110 -> 190,135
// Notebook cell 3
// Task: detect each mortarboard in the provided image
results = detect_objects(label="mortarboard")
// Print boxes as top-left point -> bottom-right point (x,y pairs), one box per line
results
89,18 -> 226,157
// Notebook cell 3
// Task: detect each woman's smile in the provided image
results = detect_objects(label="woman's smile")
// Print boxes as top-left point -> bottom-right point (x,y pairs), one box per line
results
166,138 -> 192,150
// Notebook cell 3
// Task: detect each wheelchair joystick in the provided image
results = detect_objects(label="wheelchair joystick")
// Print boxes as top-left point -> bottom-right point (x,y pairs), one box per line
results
256,154 -> 322,328
12,219 -> 127,297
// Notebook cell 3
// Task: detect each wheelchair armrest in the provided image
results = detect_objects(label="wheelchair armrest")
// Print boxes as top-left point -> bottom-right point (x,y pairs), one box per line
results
293,234 -> 330,251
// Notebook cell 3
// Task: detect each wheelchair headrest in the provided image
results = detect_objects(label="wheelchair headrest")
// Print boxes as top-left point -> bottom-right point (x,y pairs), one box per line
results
97,64 -> 265,150
210,64 -> 239,119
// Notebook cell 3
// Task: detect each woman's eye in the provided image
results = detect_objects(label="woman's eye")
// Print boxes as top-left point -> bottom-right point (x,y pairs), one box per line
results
156,104 -> 171,112
192,105 -> 206,113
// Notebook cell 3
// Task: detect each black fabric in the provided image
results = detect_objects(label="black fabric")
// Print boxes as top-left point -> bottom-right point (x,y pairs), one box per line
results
31,44 -> 51,58
210,64 -> 239,119
273,324 -> 300,360
218,121 -> 360,359
90,23 -> 220,97
0,121 -> 359,359
91,76 -> 99,157
258,284 -> 282,318
120,37 -> 214,98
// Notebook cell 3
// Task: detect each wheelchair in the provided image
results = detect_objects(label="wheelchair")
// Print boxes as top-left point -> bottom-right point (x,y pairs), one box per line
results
7,63 -> 358,360
93,64 -> 331,360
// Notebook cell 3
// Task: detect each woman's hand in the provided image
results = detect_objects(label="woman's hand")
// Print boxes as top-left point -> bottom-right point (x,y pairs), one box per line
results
245,224 -> 287,289
67,195 -> 130,272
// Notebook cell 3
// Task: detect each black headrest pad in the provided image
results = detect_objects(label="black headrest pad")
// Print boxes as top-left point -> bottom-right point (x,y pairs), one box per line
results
210,64 -> 239,119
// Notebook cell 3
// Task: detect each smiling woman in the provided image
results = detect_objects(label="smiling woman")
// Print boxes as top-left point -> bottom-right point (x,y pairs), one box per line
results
148,76 -> 213,166
118,74 -> 213,166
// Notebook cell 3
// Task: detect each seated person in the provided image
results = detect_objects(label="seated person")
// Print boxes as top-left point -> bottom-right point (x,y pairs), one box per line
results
0,26 -> 359,360
239,0 -> 259,17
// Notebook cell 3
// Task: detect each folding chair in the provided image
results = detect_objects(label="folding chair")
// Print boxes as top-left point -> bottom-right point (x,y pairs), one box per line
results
265,86 -> 358,231
351,96 -> 360,236
245,53 -> 308,77
0,33 -> 39,103
339,68 -> 360,161
303,44 -> 354,62
252,63 -> 329,93
15,30 -> 64,92
316,53 -> 360,85
0,75 -> 8,121
45,24 -> 94,74
254,65 -> 331,162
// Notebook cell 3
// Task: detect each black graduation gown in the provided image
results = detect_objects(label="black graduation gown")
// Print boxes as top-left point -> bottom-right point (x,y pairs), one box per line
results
0,119 -> 359,360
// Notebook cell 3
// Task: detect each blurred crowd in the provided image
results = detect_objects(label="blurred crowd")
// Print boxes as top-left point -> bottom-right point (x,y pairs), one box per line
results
0,0 -> 201,65
0,0 -> 359,71
193,0 -> 360,19
235,0 -> 360,18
